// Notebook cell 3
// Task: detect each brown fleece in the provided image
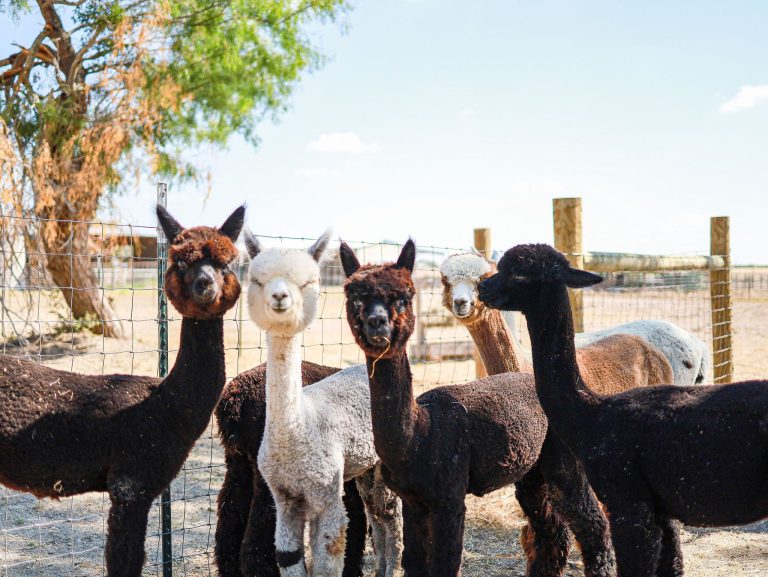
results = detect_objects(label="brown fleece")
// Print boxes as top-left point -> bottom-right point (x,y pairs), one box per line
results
165,226 -> 241,319
576,335 -> 673,395
169,226 -> 239,265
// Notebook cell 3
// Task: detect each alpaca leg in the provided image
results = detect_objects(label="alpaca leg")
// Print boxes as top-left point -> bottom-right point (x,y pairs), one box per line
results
656,518 -> 683,577
537,439 -> 615,577
309,502 -> 348,577
401,501 -> 430,577
274,493 -> 308,577
240,471 -> 280,577
355,468 -> 403,577
607,504 -> 662,577
105,491 -> 153,577
428,502 -> 466,577
382,497 -> 404,577
355,470 -> 387,575
216,451 -> 267,577
342,479 -> 367,577
514,469 -> 570,577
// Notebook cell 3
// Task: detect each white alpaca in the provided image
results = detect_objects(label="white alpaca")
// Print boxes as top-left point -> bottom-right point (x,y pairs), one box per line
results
441,252 -> 710,386
245,231 -> 402,577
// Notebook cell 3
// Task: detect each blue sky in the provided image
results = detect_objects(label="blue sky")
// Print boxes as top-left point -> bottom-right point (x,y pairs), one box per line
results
2,1 -> 766,262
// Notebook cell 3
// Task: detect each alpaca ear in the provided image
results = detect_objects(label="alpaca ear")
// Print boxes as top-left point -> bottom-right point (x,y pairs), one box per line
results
560,267 -> 603,288
156,205 -> 183,242
219,205 -> 246,242
308,229 -> 332,263
339,241 -> 361,277
396,239 -> 416,273
243,229 -> 262,259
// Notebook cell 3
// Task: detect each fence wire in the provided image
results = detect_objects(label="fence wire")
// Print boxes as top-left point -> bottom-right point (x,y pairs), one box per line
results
0,214 -> 764,575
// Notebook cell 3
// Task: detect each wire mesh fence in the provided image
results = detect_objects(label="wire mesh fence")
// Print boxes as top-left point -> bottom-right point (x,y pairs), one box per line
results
0,212 -> 765,575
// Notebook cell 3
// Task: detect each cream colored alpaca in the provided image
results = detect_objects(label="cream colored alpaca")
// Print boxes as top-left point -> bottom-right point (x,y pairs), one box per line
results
245,231 -> 401,577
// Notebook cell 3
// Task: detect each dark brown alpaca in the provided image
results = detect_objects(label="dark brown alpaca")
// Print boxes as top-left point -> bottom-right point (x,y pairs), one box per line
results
215,361 -> 367,577
0,205 -> 244,577
478,243 -> 768,577
340,240 -> 615,577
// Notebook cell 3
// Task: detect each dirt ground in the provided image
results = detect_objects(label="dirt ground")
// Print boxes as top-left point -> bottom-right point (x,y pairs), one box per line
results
0,280 -> 766,576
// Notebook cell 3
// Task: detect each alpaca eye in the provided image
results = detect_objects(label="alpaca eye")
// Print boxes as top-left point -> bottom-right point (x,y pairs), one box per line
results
176,260 -> 188,271
251,278 -> 263,287
353,300 -> 363,309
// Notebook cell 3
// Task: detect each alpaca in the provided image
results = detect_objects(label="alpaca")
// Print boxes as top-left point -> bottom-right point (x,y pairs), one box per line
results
461,250 -> 708,385
502,305 -> 708,385
341,241 -> 615,577
215,361 -> 368,577
478,243 -> 768,577
573,321 -> 710,385
0,205 -> 244,577
440,252 -> 674,393
244,232 -> 402,577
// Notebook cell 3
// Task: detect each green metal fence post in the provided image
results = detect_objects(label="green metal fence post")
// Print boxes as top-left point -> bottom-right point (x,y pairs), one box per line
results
157,183 -> 173,577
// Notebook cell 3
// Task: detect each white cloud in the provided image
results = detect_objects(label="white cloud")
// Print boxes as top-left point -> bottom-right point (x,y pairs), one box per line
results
294,167 -> 342,179
458,107 -> 476,119
719,84 -> 768,113
307,132 -> 380,154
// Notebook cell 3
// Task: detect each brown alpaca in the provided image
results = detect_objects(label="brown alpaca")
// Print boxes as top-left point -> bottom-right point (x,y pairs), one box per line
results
340,241 -> 615,577
440,252 -> 673,394
478,243 -> 768,577
215,361 -> 368,577
0,205 -> 244,577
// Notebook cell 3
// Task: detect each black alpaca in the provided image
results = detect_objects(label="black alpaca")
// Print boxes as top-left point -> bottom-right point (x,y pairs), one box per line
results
0,205 -> 244,577
478,243 -> 768,577
215,361 -> 367,577
340,240 -> 614,577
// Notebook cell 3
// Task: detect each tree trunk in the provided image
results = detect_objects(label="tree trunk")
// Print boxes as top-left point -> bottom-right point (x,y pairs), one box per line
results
38,212 -> 125,339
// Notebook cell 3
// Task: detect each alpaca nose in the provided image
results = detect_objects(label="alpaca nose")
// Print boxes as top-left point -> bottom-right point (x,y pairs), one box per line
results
366,303 -> 389,329
272,290 -> 289,303
193,276 -> 216,300
454,296 -> 469,308
366,314 -> 386,329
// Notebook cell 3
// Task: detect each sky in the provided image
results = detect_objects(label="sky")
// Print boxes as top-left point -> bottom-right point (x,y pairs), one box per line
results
2,0 -> 767,263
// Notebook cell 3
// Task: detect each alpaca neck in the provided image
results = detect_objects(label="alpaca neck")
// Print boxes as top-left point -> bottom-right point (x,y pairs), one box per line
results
465,308 -> 532,375
523,286 -> 599,451
365,350 -> 421,466
161,317 -> 226,438
263,332 -> 306,440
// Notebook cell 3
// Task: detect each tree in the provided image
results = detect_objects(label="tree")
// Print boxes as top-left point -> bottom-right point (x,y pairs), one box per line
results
0,0 -> 346,338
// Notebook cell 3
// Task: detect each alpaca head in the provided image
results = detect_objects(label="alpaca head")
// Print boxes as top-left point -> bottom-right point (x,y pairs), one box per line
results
478,244 -> 602,314
440,251 -> 496,323
340,240 -> 416,359
243,231 -> 332,337
157,205 -> 244,319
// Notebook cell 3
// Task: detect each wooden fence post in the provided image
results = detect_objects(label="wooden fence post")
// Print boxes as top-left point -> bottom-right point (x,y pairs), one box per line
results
553,198 -> 584,332
710,216 -> 733,384
473,228 -> 491,378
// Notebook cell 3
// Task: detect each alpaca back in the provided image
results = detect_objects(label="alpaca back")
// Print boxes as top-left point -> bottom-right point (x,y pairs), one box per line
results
0,356 -> 161,496
575,334 -> 673,395
574,320 -> 708,385
413,372 -> 548,497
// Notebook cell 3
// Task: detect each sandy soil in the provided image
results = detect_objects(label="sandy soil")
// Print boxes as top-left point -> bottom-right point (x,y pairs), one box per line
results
0,276 -> 766,576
